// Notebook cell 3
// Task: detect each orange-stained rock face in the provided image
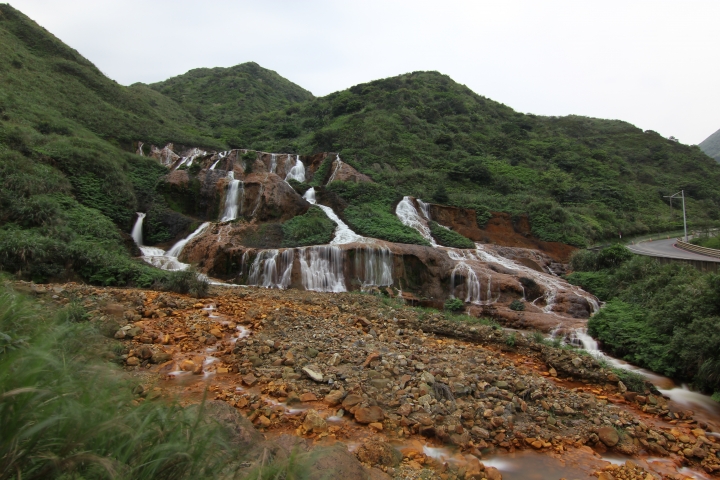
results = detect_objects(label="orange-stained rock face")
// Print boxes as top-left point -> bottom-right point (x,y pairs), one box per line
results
428,204 -> 576,263
238,172 -> 310,222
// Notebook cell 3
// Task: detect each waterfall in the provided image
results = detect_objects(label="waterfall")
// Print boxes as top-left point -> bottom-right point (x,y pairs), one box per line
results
417,199 -> 432,220
174,147 -> 205,170
270,153 -> 277,174
474,244 -> 600,314
131,212 -> 145,245
450,262 -> 482,303
247,249 -> 294,289
220,172 -> 242,222
300,246 -> 346,292
356,247 -> 393,287
327,155 -> 343,184
250,176 -> 265,218
303,188 -> 316,203
136,142 -> 144,156
303,187 -> 366,245
285,155 -> 306,182
166,222 -> 211,258
395,196 -> 437,246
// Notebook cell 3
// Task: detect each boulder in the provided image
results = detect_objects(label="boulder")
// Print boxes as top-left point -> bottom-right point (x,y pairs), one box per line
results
355,440 -> 402,467
598,426 -> 620,447
355,406 -> 384,424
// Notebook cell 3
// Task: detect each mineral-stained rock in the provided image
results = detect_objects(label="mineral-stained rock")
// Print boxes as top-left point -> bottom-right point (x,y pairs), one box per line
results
598,426 -> 620,447
355,440 -> 401,467
355,406 -> 384,424
303,409 -> 327,433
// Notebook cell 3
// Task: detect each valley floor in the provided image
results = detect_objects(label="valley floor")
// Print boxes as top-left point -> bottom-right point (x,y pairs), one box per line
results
21,281 -> 720,480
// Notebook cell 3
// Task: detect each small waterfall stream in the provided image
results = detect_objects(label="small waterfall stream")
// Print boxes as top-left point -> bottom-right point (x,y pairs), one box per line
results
166,222 -> 211,258
269,153 -> 277,174
285,155 -> 306,182
395,196 -> 437,246
299,245 -> 346,292
355,247 -> 393,287
131,212 -> 145,245
303,187 -> 366,245
247,249 -> 294,289
327,155 -> 343,184
220,172 -> 242,222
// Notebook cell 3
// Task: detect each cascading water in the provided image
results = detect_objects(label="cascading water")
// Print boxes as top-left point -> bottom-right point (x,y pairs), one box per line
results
474,244 -> 600,314
450,262 -> 482,303
220,172 -> 242,222
417,199 -> 432,221
299,246 -> 346,292
355,247 -> 393,287
395,196 -> 437,246
285,155 -> 306,182
302,188 -> 316,203
303,187 -> 366,244
166,222 -> 211,258
131,212 -> 145,245
270,153 -> 277,174
327,155 -> 343,184
247,249 -> 294,289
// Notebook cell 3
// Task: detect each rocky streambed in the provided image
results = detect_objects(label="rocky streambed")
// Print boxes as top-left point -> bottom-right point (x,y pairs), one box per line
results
24,281 -> 720,480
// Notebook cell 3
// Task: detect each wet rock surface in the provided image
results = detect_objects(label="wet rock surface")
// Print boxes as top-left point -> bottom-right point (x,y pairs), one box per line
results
29,281 -> 720,480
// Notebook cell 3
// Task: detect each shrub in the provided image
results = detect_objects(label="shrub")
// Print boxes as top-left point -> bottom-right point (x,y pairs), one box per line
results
429,221 -> 475,249
282,206 -> 336,247
509,300 -> 525,311
444,297 -> 464,312
0,287 -> 239,480
157,269 -> 209,298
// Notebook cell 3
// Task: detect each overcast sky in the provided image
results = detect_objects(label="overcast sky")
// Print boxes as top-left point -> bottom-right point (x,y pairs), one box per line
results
10,0 -> 720,144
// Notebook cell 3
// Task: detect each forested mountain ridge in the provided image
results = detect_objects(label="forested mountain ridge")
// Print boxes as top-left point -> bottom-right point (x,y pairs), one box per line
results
216,71 -> 720,246
699,127 -> 720,162
147,62 -> 314,136
0,4 -> 227,285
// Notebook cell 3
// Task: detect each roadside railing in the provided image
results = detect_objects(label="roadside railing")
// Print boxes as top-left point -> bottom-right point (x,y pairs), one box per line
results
675,240 -> 720,259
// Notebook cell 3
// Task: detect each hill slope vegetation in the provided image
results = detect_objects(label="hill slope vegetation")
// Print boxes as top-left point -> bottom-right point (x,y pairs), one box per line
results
216,72 -> 720,246
0,5 -> 232,284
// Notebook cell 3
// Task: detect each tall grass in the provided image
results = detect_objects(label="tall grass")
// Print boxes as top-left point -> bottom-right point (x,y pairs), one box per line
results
0,288 -> 236,479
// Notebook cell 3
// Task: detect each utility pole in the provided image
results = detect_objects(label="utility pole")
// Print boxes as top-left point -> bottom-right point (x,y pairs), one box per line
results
664,190 -> 688,242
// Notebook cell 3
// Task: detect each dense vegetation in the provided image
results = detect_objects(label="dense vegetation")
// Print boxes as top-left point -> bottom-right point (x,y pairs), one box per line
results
326,182 -> 430,246
429,221 -> 476,249
567,245 -> 720,395
281,206 -> 336,247
0,5 -> 221,285
148,62 -> 313,136
199,71 -> 720,247
699,127 -> 720,162
690,231 -> 720,250
0,286 -> 239,479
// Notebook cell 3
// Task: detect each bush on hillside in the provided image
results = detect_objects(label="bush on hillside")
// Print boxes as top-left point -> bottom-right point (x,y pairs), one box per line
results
282,206 -> 336,247
429,221 -> 475,249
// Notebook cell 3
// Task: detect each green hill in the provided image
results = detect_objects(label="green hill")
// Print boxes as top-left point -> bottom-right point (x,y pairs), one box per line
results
699,128 -> 720,162
224,71 -> 720,246
148,62 -> 314,142
0,4 -> 228,285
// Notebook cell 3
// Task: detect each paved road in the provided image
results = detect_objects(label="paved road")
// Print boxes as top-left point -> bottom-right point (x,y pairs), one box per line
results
627,238 -> 720,262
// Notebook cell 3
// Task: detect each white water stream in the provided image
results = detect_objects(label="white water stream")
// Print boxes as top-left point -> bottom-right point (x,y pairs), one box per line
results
285,155 -> 305,182
247,249 -> 294,289
327,155 -> 343,184
299,245 -> 346,292
131,212 -> 145,245
220,172 -> 242,222
355,246 -> 393,287
166,222 -> 211,258
303,188 -> 367,245
395,196 -> 437,246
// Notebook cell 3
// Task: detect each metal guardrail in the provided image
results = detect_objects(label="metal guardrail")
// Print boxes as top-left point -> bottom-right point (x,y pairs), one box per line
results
676,240 -> 720,259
